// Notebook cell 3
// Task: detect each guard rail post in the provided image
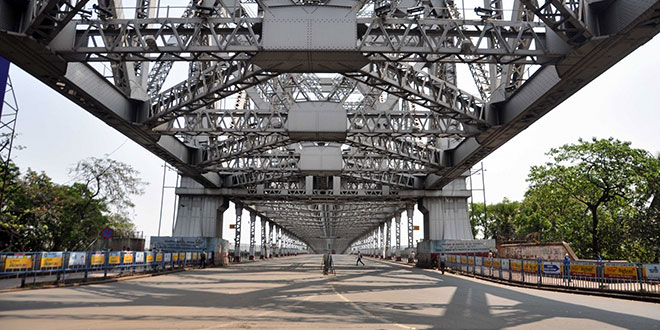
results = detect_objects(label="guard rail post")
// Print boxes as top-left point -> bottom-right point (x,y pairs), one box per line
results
521,260 -> 525,283
83,251 -> 89,281
637,263 -> 643,292
537,258 -> 542,287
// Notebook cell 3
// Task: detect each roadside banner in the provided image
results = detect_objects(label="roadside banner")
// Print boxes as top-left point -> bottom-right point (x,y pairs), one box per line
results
172,253 -> 178,262
123,252 -> 134,264
460,256 -> 467,264
135,252 -> 145,263
542,262 -> 562,275
180,252 -> 186,261
91,252 -> 105,266
186,252 -> 192,261
476,257 -> 483,266
4,254 -> 32,271
40,252 -> 63,268
604,263 -> 637,280
570,263 -> 596,278
484,258 -> 492,268
643,264 -> 660,281
493,259 -> 502,269
164,253 -> 171,262
523,260 -> 537,273
108,252 -> 121,265
500,259 -> 509,270
68,252 -> 87,267
468,256 -> 474,265
510,260 -> 522,272
146,252 -> 154,263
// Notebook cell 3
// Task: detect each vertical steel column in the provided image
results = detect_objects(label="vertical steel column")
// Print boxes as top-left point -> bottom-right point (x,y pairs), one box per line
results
270,222 -> 276,257
380,223 -> 386,259
249,212 -> 256,260
277,227 -> 282,257
395,213 -> 402,261
385,220 -> 392,260
260,217 -> 267,259
407,205 -> 415,263
233,204 -> 242,262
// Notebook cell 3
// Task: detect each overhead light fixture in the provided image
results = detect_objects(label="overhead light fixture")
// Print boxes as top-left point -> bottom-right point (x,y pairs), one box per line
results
375,3 -> 392,17
406,6 -> 425,16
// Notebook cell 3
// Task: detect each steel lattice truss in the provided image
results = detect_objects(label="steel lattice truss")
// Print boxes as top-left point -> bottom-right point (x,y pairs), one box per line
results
1,0 -> 658,252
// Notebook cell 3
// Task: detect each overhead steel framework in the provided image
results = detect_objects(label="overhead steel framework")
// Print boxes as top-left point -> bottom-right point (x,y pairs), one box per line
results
0,0 -> 658,253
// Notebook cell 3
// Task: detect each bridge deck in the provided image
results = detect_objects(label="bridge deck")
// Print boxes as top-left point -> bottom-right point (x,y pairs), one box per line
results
0,255 -> 658,329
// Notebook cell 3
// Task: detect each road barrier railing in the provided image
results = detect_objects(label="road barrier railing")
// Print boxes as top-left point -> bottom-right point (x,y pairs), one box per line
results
0,250 -> 209,288
446,254 -> 660,295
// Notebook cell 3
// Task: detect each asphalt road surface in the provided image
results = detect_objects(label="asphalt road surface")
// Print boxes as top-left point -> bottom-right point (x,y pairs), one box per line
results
0,254 -> 658,329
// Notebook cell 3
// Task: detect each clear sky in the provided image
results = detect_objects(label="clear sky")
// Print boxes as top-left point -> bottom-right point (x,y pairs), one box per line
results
6,31 -> 659,250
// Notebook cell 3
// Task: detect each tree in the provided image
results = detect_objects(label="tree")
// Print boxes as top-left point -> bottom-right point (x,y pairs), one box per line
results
69,157 -> 146,215
526,138 -> 657,259
469,198 -> 521,241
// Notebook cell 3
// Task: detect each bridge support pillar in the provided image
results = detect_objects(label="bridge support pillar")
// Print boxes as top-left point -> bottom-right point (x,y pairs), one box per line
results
380,223 -> 386,259
395,213 -> 401,261
249,212 -> 256,260
173,177 -> 229,238
406,206 -> 415,263
418,177 -> 473,241
261,218 -> 267,259
233,204 -> 243,263
385,220 -> 392,260
270,222 -> 276,257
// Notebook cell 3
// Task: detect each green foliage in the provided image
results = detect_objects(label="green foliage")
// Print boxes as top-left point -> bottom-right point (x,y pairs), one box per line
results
468,138 -> 660,262
0,158 -> 145,252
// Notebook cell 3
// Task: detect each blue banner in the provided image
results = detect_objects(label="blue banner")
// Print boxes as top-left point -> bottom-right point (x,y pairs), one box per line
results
0,56 -> 9,117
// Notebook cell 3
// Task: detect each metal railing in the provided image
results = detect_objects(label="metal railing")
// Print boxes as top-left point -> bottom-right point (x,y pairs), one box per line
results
446,255 -> 660,295
0,250 -> 210,289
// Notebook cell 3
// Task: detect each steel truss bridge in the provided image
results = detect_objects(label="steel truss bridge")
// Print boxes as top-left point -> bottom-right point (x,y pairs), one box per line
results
1,0 -> 659,254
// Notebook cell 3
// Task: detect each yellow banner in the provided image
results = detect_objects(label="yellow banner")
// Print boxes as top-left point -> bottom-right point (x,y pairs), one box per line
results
604,265 -> 637,280
570,264 -> 596,277
460,256 -> 467,264
123,254 -> 133,264
484,259 -> 492,268
172,253 -> 178,261
468,257 -> 474,265
40,257 -> 62,268
523,261 -> 538,273
510,261 -> 522,272
156,253 -> 163,262
193,252 -> 198,260
4,255 -> 32,270
493,259 -> 501,269
108,256 -> 121,265
146,254 -> 154,263
179,252 -> 186,261
91,254 -> 105,266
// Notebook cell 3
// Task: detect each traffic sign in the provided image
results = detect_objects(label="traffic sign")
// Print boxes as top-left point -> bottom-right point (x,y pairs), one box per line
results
101,227 -> 114,239
229,224 -> 236,229
413,226 -> 420,230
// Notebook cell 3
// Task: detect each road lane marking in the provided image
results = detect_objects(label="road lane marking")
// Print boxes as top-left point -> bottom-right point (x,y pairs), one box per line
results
330,282 -> 414,329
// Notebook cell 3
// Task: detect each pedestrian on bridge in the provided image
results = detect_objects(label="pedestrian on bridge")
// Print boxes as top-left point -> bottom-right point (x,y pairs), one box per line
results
356,251 -> 365,266
201,250 -> 207,269
439,253 -> 447,274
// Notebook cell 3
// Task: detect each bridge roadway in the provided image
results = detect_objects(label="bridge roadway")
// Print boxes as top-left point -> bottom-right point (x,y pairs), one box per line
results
0,255 -> 658,329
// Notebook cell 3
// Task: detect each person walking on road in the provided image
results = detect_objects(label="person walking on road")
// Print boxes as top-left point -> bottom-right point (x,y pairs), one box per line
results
356,251 -> 365,266
200,250 -> 207,269
439,253 -> 447,274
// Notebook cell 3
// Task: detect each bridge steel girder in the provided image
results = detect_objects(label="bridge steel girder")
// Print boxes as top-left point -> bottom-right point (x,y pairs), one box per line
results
50,17 -> 559,64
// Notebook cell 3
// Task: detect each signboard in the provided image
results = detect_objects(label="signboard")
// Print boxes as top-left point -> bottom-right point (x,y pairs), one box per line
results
570,263 -> 596,278
123,252 -> 134,264
229,224 -> 236,229
467,256 -> 474,265
643,264 -> 660,281
108,252 -> 121,265
413,226 -> 420,230
180,252 -> 186,261
40,252 -> 63,268
91,252 -> 105,266
101,227 -> 114,239
146,253 -> 154,263
523,261 -> 538,273
493,259 -> 501,269
157,253 -> 164,262
604,264 -> 637,280
484,258 -> 492,268
418,239 -> 496,254
185,252 -> 192,261
164,253 -> 171,262
172,253 -> 178,261
193,252 -> 198,260
542,262 -> 562,275
4,254 -> 32,270
500,259 -> 509,270
0,56 -> 10,112
476,257 -> 483,266
510,260 -> 522,272
460,256 -> 467,264
135,252 -> 145,263
68,252 -> 87,267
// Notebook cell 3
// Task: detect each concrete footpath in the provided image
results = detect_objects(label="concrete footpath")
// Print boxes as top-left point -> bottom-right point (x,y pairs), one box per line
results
0,254 -> 658,329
